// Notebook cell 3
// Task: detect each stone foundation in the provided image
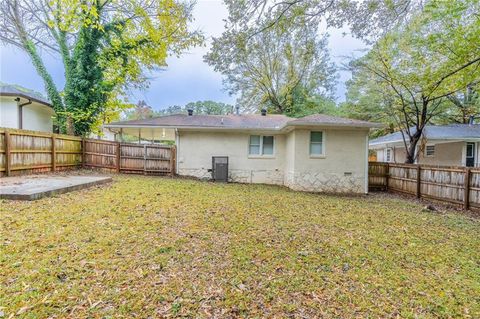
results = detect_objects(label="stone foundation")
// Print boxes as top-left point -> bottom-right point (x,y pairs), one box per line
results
178,168 -> 284,185
178,168 -> 365,193
285,171 -> 365,193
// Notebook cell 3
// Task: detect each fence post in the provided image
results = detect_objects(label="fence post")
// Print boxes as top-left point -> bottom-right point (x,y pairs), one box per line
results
416,165 -> 421,198
82,138 -> 86,169
4,130 -> 11,177
116,142 -> 121,173
385,163 -> 389,191
464,167 -> 471,210
51,134 -> 56,172
170,146 -> 176,176
143,145 -> 147,175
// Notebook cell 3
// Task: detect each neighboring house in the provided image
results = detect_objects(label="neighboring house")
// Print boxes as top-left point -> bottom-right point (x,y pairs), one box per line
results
0,84 -> 55,132
104,111 -> 380,193
370,123 -> 480,167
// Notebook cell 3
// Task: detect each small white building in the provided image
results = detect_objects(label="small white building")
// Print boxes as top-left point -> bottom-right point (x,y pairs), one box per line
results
0,84 -> 55,132
104,112 -> 381,193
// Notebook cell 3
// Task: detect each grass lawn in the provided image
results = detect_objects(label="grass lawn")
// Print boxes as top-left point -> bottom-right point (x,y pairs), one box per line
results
1,175 -> 479,318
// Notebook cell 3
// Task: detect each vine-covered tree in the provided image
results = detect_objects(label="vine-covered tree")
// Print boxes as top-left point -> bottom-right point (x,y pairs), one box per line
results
0,0 -> 203,135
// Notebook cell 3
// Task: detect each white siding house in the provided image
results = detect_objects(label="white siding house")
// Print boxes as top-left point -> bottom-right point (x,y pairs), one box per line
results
104,112 -> 381,193
0,84 -> 55,132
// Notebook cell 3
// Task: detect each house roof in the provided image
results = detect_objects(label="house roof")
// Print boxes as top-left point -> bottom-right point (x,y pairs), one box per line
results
370,124 -> 480,146
0,83 -> 52,108
105,113 -> 381,131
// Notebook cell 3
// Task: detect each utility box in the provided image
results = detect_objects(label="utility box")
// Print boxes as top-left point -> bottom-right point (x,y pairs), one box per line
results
212,156 -> 228,182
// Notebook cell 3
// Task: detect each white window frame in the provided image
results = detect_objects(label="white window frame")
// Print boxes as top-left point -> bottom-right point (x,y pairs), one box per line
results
248,135 -> 275,157
385,148 -> 393,162
309,131 -> 326,157
424,144 -> 435,157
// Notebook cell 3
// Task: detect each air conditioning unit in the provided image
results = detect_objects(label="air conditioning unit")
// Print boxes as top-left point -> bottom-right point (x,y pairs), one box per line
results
212,156 -> 228,182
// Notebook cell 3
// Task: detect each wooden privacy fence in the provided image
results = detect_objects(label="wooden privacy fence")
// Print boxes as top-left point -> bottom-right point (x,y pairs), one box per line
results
0,128 -> 175,177
369,162 -> 480,210
0,128 -> 82,176
83,139 -> 176,175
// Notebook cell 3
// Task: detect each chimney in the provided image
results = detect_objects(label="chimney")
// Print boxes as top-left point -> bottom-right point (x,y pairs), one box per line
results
261,108 -> 267,116
187,109 -> 193,116
468,115 -> 475,125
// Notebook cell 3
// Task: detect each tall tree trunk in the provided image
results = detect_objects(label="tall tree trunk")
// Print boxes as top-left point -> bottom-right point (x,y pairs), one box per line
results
405,129 -> 423,163
23,40 -> 67,132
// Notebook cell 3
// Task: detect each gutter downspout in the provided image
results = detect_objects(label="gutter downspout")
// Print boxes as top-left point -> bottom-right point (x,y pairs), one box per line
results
16,98 -> 32,129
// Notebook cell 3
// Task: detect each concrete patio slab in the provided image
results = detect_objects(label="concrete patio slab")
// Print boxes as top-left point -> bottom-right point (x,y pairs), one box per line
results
0,175 -> 112,200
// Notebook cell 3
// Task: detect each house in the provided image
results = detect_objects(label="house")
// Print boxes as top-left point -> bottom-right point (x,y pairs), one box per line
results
0,84 -> 55,132
104,111 -> 381,193
369,123 -> 480,167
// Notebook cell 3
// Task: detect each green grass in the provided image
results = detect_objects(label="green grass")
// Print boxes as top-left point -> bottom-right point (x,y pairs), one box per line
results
1,175 -> 479,318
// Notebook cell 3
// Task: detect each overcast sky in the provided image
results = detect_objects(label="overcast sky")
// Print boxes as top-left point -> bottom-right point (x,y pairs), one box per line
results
0,0 -> 366,111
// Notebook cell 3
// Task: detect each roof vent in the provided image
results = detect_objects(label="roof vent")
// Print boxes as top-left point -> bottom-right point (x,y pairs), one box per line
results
187,109 -> 193,116
261,108 -> 267,116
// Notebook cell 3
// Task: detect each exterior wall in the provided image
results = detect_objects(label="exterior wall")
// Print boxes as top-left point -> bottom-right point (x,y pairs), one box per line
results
285,129 -> 369,194
177,131 -> 285,185
22,103 -> 54,132
417,142 -> 463,166
0,97 -> 19,128
0,98 -> 53,132
177,128 -> 369,193
375,141 -> 472,167
283,130 -> 296,186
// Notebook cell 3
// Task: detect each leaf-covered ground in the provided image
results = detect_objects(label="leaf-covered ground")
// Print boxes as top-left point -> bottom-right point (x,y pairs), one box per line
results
1,175 -> 479,318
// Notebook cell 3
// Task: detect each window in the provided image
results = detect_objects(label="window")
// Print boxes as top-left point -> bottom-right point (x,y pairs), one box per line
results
310,131 -> 324,156
425,145 -> 435,157
385,148 -> 392,162
249,135 -> 274,156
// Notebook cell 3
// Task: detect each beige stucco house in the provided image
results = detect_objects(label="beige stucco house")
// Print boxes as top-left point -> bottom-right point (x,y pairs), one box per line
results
0,84 -> 55,132
105,112 -> 380,193
370,124 -> 480,167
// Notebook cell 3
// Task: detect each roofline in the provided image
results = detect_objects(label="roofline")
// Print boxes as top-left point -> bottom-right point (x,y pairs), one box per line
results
288,121 -> 382,128
105,120 -> 382,131
104,124 -> 283,131
369,137 -> 480,146
0,92 -> 53,108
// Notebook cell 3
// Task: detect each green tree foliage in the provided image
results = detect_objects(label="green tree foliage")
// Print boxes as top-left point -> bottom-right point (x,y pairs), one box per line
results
343,0 -> 480,163
205,9 -> 335,115
125,100 -> 235,120
0,0 -> 203,135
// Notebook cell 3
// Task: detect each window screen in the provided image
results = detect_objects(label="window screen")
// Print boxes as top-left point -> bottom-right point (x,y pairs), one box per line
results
249,135 -> 274,156
310,132 -> 323,155
249,135 -> 261,155
262,136 -> 274,155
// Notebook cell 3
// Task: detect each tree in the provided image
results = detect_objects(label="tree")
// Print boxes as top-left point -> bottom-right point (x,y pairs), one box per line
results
346,0 -> 480,163
216,0 -> 426,44
124,100 -> 156,120
156,100 -> 234,116
205,16 -> 335,115
440,84 -> 480,124
0,0 -> 203,135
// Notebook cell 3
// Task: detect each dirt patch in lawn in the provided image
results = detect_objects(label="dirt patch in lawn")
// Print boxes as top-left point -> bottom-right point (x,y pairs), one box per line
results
1,175 -> 479,318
